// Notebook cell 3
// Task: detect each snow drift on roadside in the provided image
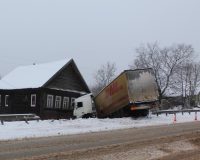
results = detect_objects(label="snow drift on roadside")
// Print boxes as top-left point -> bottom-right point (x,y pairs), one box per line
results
0,112 -> 199,140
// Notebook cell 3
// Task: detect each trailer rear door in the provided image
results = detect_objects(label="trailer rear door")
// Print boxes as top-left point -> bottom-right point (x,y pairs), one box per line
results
126,69 -> 159,103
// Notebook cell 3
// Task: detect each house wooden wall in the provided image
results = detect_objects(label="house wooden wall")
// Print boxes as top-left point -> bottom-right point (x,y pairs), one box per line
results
0,89 -> 41,114
0,90 -> 12,114
0,88 -> 84,119
40,88 -> 82,119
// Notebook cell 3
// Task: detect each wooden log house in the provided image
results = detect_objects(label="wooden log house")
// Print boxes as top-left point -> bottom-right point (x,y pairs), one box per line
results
0,59 -> 90,119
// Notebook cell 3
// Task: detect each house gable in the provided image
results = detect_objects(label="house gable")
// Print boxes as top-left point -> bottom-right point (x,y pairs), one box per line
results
44,60 -> 90,93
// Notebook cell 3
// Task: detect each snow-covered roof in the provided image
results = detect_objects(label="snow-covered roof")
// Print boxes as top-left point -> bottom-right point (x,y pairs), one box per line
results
0,59 -> 71,90
0,80 -> 13,90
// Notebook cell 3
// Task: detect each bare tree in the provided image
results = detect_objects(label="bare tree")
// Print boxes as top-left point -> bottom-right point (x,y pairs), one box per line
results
172,62 -> 200,107
91,62 -> 117,95
130,43 -> 194,102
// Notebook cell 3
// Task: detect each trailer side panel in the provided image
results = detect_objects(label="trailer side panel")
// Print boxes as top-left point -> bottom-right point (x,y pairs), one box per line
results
95,73 -> 129,117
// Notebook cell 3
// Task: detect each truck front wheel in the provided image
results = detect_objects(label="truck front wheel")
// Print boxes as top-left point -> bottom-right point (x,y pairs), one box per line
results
82,113 -> 96,119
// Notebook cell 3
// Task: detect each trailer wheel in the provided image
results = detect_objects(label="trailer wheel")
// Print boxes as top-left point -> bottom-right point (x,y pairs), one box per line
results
141,109 -> 149,117
131,109 -> 149,117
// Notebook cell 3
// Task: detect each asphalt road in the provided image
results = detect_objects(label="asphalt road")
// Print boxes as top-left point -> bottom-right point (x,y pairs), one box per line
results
0,122 -> 200,160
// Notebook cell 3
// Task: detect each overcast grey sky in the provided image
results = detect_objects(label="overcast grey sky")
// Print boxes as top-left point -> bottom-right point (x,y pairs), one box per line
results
0,0 -> 200,85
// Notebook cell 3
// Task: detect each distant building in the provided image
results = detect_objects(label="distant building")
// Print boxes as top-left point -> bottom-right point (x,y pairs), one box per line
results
0,59 -> 90,119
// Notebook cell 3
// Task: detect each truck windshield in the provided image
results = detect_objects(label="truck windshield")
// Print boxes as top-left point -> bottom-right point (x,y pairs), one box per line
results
77,102 -> 83,108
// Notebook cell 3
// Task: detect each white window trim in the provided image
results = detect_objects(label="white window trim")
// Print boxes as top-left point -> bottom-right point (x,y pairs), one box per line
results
5,95 -> 9,107
63,97 -> 69,110
0,94 -> 1,107
70,98 -> 76,110
55,96 -> 62,109
31,94 -> 36,107
47,95 -> 54,108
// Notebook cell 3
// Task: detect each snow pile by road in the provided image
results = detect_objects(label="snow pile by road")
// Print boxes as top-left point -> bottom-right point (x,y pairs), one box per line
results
0,112 -> 199,140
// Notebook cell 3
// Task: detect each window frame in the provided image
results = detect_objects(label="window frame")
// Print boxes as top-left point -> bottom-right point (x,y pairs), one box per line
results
70,98 -> 76,110
5,95 -> 9,107
55,96 -> 62,109
31,94 -> 36,107
0,94 -> 1,107
47,94 -> 54,108
63,97 -> 69,110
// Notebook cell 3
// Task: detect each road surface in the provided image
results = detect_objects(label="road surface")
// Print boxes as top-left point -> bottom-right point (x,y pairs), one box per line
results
0,122 -> 200,160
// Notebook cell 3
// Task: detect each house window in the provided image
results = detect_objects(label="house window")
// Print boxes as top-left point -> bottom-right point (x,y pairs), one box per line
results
70,98 -> 75,110
55,96 -> 62,109
0,95 -> 1,107
31,94 -> 36,107
47,95 -> 54,108
5,95 -> 9,107
63,97 -> 69,110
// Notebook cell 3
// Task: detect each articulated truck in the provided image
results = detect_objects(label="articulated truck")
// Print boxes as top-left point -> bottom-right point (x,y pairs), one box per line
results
74,68 -> 159,118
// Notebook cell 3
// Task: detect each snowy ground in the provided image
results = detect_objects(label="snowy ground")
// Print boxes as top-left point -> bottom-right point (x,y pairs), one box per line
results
0,112 -> 199,141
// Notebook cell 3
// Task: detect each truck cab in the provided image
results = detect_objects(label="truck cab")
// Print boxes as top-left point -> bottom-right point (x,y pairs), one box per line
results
73,93 -> 96,118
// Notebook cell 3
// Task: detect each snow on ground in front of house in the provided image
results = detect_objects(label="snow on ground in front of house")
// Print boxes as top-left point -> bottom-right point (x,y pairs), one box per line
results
0,112 -> 199,141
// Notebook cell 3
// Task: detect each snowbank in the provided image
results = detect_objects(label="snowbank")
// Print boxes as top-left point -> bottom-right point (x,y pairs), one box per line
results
0,112 -> 199,141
